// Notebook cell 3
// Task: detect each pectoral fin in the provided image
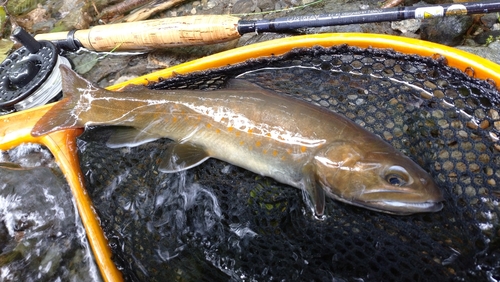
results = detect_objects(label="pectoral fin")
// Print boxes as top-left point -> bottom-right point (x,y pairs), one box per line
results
159,143 -> 210,173
303,164 -> 326,217
106,127 -> 160,148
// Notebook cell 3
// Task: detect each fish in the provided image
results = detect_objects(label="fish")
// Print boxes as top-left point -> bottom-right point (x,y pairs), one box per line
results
32,65 -> 444,216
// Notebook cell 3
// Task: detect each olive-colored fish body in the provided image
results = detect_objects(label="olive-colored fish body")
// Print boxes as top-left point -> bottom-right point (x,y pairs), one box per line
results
32,66 -> 443,216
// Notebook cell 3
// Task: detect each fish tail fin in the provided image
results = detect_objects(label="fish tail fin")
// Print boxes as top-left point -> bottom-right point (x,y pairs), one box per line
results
32,65 -> 92,137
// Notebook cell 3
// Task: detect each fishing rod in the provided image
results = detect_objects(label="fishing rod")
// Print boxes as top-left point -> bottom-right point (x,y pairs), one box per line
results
34,0 -> 500,52
3,1 -> 498,111
29,1 -> 500,51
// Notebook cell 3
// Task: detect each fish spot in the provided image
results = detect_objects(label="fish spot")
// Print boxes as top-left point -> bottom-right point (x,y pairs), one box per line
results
263,149 -> 268,154
272,150 -> 278,157
248,128 -> 253,134
206,123 -> 212,128
216,129 -> 221,134
173,117 -> 178,123
228,126 -> 234,132
301,146 -> 307,153
255,141 -> 262,147
235,131 -> 241,137
239,141 -> 245,146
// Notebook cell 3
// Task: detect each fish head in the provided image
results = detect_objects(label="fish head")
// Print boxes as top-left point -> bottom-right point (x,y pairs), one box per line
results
313,140 -> 443,214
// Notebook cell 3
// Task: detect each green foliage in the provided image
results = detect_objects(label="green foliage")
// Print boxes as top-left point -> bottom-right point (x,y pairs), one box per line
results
0,39 -> 14,63
485,34 -> 500,46
485,35 -> 495,45
5,0 -> 39,16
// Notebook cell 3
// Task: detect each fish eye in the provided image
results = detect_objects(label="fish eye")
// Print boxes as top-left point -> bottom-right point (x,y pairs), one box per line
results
386,174 -> 406,186
384,166 -> 410,187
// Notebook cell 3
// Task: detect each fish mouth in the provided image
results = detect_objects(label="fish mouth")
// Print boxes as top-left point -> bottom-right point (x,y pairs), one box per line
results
349,187 -> 444,214
329,191 -> 444,214
353,199 -> 444,215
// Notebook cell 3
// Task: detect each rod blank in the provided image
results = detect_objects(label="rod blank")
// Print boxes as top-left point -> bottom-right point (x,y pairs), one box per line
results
238,0 -> 500,33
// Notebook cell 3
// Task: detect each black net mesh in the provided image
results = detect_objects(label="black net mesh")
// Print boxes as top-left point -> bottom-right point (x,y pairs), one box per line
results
77,45 -> 500,281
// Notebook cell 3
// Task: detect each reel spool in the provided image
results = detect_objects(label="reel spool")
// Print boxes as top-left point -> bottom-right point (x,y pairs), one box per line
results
0,27 -> 71,113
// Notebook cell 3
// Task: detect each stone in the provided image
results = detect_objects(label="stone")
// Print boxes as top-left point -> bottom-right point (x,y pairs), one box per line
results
420,15 -> 473,46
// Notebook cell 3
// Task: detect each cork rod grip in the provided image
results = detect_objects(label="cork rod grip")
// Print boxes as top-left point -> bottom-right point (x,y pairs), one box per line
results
35,15 -> 242,51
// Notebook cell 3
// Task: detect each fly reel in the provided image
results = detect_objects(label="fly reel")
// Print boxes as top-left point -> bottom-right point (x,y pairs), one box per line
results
0,27 -> 71,113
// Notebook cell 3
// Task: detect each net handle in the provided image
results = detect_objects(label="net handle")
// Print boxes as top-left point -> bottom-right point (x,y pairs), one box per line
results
0,106 -> 123,282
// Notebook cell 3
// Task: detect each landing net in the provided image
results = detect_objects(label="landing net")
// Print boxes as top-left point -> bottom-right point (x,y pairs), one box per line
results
78,45 -> 500,281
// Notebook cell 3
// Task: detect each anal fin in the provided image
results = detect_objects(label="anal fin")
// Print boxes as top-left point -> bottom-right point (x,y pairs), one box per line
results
159,142 -> 210,173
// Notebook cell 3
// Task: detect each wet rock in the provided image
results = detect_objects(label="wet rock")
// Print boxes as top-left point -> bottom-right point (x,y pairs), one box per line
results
480,13 -> 499,29
232,0 -> 256,14
420,15 -> 474,46
13,5 -> 53,34
474,30 -> 500,45
201,0 -> 226,14
66,50 -> 149,87
391,19 -> 421,34
86,54 -> 149,87
299,19 -> 394,37
55,0 -> 93,30
238,32 -> 290,47
256,0 -> 275,12
68,51 -> 101,75
457,40 -> 500,65
312,24 -> 364,33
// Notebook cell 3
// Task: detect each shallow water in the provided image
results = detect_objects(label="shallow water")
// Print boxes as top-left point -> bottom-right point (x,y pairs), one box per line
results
0,145 -> 101,281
